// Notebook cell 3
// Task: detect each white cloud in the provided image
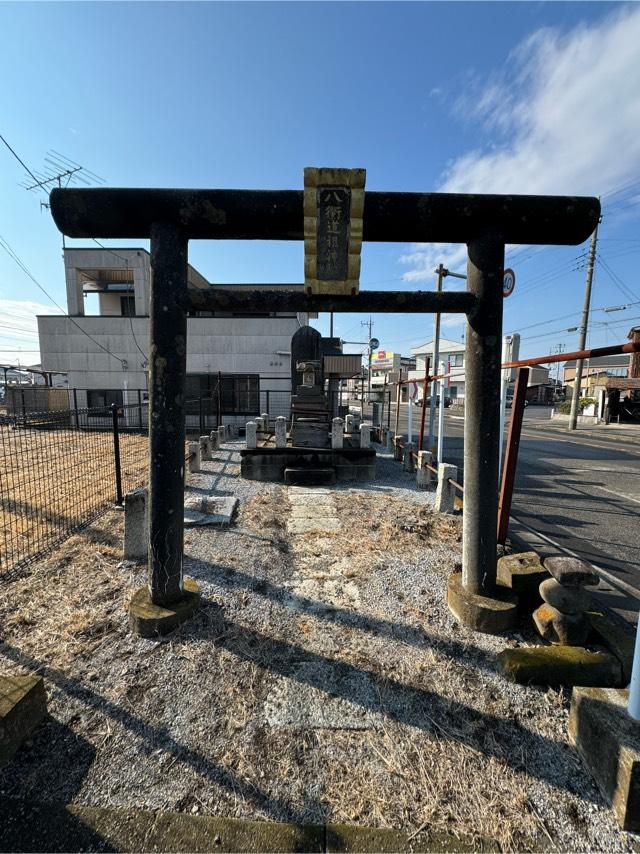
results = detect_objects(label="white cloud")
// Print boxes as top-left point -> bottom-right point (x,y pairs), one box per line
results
402,6 -> 640,280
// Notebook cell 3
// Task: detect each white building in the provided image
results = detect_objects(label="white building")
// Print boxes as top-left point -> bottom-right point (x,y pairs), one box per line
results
409,338 -> 466,401
37,248 -> 314,420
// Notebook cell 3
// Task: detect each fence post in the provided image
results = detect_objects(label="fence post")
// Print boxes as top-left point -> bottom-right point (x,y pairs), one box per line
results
73,388 -> 79,430
112,403 -> 123,505
217,370 -> 222,428
138,389 -> 143,430
418,357 -> 431,452
497,366 -> 529,544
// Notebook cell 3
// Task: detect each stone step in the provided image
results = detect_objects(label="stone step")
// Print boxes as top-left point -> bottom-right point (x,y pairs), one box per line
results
284,467 -> 336,486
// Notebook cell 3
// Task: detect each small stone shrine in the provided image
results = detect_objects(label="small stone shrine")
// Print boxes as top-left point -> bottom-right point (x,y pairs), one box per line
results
290,360 -> 331,448
533,556 -> 599,645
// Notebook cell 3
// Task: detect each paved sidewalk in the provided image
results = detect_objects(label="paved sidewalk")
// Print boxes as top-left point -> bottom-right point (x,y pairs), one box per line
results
524,419 -> 640,446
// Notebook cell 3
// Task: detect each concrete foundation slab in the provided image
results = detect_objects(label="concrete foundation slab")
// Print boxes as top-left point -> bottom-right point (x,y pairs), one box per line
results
569,686 -> 640,832
0,675 -> 47,769
447,572 -> 518,634
498,645 -> 622,687
129,578 -> 200,638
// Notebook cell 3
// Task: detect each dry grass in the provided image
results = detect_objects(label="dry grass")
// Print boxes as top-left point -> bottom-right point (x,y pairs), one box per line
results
0,424 -> 147,573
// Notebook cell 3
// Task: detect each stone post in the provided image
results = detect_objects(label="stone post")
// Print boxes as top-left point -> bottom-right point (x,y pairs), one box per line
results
123,487 -> 148,560
416,450 -> 434,489
246,421 -> 257,450
188,442 -> 201,473
230,424 -> 239,439
332,417 -> 344,449
210,429 -> 220,451
275,416 -> 287,448
360,423 -> 371,449
393,436 -> 404,461
435,463 -> 457,514
199,435 -> 213,461
403,441 -> 415,472
218,425 -> 226,445
261,413 -> 269,433
345,414 -> 354,434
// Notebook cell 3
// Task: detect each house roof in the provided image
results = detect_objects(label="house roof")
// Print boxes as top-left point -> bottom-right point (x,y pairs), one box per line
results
564,354 -> 629,368
411,338 -> 464,355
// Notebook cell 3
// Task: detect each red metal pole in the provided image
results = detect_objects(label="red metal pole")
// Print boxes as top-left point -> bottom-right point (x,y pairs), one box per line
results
497,366 -> 529,545
502,340 -> 640,370
418,357 -> 431,452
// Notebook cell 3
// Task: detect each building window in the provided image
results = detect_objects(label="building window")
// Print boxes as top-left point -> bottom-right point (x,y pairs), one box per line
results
186,373 -> 260,414
121,296 -> 135,317
87,389 -> 123,413
449,354 -> 464,367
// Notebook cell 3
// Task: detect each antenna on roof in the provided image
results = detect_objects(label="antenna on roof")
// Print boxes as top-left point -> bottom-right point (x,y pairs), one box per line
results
19,150 -> 105,249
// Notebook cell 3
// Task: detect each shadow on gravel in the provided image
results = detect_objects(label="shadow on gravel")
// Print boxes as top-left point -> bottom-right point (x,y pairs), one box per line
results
0,641 -> 316,827
184,558 -> 497,676
182,606 -> 597,804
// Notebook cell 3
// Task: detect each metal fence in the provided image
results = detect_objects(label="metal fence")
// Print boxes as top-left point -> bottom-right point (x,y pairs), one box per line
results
0,402 -> 148,577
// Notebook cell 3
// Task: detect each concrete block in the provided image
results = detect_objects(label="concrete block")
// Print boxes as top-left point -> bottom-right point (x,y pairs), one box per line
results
184,495 -> 238,527
129,578 -> 200,638
360,423 -> 371,449
496,552 -> 548,605
209,429 -> 220,451
447,572 -> 518,634
386,430 -> 394,451
345,414 -> 354,434
199,435 -> 213,461
332,418 -> 344,449
0,675 -> 47,768
246,421 -> 257,450
415,450 -> 434,489
393,437 -> 403,461
123,487 -> 148,561
498,646 -> 622,687
402,441 -> 415,472
218,425 -> 226,443
187,442 -> 201,473
587,608 -> 636,684
435,463 -> 456,513
569,687 -> 640,831
275,416 -> 287,448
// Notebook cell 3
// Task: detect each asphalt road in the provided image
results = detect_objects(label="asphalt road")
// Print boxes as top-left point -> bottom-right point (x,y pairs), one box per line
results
376,401 -> 640,604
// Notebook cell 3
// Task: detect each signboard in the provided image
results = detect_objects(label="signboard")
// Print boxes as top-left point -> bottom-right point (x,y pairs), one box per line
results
303,167 -> 366,296
503,268 -> 516,298
371,350 -> 396,372
369,337 -> 379,350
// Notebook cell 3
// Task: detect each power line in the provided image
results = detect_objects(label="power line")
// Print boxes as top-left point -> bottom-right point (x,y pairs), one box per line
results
0,234 -> 126,366
0,133 -> 40,185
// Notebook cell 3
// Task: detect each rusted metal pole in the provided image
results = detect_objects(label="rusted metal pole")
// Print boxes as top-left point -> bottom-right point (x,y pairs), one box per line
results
502,340 -> 640,369
149,222 -> 189,606
394,378 -> 402,439
462,233 -> 504,596
497,367 -> 529,544
418,357 -> 430,452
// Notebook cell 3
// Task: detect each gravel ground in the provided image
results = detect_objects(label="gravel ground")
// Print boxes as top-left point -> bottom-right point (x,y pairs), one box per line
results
0,441 -> 636,851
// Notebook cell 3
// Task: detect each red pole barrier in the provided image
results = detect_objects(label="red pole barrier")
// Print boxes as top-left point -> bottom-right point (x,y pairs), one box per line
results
418,357 -> 431,452
497,366 -> 529,545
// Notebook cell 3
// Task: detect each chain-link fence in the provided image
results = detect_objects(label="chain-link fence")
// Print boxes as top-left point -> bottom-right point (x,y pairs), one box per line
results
0,402 -> 148,576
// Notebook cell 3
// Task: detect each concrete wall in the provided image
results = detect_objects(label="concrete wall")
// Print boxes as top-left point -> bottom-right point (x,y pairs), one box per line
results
37,314 -> 304,394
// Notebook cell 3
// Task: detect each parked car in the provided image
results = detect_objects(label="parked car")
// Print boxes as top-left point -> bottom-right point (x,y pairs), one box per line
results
414,395 -> 451,408
505,397 -> 528,408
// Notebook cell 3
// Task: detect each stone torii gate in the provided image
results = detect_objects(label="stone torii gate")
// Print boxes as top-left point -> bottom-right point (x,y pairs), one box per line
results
50,182 -> 599,636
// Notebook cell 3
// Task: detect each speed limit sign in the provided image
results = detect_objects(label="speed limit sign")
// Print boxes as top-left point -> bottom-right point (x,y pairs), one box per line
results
503,268 -> 516,298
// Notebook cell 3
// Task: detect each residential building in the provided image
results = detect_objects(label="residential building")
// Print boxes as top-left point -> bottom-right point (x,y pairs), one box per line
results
37,247 -> 315,421
563,354 -> 629,396
409,338 -> 466,400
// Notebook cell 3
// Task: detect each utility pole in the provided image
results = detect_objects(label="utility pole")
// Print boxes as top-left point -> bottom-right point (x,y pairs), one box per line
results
427,264 -> 466,450
427,264 -> 446,451
329,312 -> 334,337
361,317 -> 373,400
568,221 -> 600,430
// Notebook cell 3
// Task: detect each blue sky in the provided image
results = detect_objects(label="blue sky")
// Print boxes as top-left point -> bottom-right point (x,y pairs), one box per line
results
1,1 -> 639,368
